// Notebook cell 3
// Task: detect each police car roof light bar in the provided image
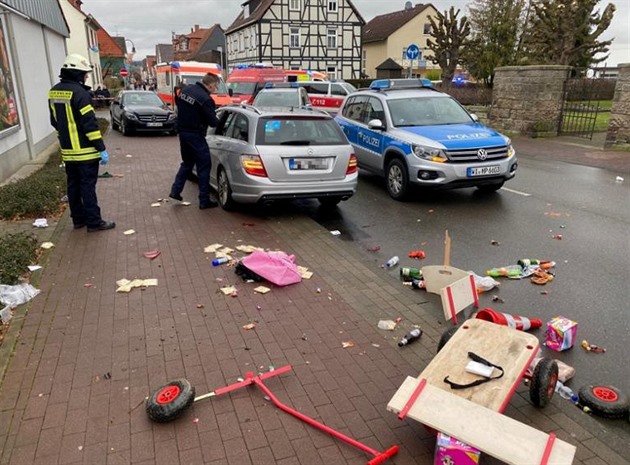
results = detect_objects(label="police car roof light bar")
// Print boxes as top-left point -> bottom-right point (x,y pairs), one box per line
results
369,79 -> 433,91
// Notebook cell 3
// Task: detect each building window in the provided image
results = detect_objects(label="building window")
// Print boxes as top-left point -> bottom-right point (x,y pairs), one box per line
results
289,0 -> 301,11
362,49 -> 366,70
327,66 -> 337,80
423,23 -> 431,34
328,0 -> 337,12
290,28 -> 300,48
327,29 -> 337,49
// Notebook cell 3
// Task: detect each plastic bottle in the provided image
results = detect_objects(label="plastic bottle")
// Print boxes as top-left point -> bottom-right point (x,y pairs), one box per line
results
384,256 -> 399,268
554,381 -> 579,403
486,265 -> 521,278
400,267 -> 422,279
212,257 -> 229,266
398,328 -> 423,347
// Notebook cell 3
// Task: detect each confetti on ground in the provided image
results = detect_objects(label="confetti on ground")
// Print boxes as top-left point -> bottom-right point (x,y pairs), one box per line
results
254,286 -> 271,294
123,229 -> 136,235
242,323 -> 256,330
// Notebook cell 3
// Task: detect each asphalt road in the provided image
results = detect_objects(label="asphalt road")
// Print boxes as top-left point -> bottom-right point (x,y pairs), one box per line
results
291,155 -> 630,394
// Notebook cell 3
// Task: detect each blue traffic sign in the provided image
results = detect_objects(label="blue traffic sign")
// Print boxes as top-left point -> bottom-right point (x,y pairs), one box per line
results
405,44 -> 420,60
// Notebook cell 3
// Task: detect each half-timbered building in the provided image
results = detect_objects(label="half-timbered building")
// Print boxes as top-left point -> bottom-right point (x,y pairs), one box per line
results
225,0 -> 365,80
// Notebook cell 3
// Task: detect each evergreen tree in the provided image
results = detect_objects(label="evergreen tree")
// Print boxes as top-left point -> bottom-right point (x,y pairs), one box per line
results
463,0 -> 527,86
425,7 -> 471,85
521,0 -> 615,67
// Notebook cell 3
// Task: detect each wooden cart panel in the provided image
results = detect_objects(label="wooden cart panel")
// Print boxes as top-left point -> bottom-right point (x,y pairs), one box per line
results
420,318 -> 539,412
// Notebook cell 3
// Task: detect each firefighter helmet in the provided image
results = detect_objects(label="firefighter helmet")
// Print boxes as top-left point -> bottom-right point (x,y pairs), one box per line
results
62,53 -> 93,72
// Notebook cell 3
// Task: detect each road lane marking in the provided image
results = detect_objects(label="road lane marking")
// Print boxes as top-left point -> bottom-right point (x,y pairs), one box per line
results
502,187 -> 531,196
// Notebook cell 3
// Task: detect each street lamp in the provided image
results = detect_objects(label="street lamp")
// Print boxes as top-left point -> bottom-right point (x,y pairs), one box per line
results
217,45 -> 223,75
124,39 -> 136,89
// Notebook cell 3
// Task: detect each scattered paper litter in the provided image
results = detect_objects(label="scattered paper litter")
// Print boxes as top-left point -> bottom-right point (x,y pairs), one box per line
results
150,202 -> 161,207
330,230 -> 341,236
40,242 -> 54,249
115,278 -> 158,293
181,202 -> 191,206
204,243 -> 223,253
33,218 -> 48,228
143,249 -> 161,260
297,266 -> 313,279
125,154 -> 132,158
218,247 -> 234,255
220,286 -> 237,295
28,265 -> 43,272
254,286 -> 271,294
236,245 -> 262,253
0,305 -> 13,324
242,323 -> 256,330
123,229 -> 136,235
342,341 -> 354,348
616,176 -> 624,183
377,320 -> 397,331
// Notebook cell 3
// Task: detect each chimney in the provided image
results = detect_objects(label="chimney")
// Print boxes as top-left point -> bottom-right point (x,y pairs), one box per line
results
195,25 -> 199,31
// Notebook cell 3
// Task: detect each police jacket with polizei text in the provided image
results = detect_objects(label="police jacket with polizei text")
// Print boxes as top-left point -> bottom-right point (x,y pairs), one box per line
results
176,82 -> 220,134
48,78 -> 105,163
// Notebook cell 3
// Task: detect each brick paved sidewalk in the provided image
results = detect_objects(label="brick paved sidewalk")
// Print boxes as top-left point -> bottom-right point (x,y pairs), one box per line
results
0,129 -> 628,465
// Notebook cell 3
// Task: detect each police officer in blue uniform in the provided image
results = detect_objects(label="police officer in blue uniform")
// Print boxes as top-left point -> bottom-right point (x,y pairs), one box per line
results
48,53 -> 115,232
169,73 -> 220,209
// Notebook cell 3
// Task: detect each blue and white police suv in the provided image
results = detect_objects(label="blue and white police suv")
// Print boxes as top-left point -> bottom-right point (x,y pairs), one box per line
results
334,79 -> 517,200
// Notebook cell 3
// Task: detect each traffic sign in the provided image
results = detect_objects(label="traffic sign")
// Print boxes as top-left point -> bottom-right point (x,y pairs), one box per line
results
405,44 -> 420,60
120,68 -> 128,77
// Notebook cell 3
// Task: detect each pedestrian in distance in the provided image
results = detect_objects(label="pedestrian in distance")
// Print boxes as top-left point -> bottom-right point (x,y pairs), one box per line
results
169,73 -> 221,209
48,53 -> 115,232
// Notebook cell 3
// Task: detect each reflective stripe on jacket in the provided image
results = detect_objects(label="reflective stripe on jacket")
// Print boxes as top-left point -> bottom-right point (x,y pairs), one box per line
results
48,79 -> 106,162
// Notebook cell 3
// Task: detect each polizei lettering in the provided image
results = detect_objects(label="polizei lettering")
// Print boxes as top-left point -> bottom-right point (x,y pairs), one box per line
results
358,131 -> 380,148
180,93 -> 197,105
446,132 -> 491,140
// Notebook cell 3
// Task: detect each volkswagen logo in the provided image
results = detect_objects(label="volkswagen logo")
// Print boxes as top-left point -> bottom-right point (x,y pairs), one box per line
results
307,148 -> 314,155
477,149 -> 488,161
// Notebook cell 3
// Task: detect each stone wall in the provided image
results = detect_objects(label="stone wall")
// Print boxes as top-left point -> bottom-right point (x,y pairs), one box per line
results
489,65 -> 570,137
605,63 -> 630,148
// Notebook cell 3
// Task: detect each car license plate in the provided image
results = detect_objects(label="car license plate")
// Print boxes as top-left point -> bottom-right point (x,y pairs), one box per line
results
146,122 -> 163,127
289,158 -> 327,170
467,165 -> 500,177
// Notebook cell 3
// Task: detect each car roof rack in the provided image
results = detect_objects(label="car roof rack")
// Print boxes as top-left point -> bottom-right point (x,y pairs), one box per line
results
369,78 -> 433,91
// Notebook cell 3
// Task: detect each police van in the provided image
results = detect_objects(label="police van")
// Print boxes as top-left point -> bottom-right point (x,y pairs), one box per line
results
334,79 -> 518,199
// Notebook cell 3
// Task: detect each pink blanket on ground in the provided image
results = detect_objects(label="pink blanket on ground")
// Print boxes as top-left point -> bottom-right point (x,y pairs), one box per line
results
241,250 -> 302,286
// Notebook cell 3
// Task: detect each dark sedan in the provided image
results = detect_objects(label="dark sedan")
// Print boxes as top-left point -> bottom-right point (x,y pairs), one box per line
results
110,91 -> 177,136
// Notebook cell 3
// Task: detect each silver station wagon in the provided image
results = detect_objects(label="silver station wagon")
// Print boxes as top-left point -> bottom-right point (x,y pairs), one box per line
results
205,105 -> 358,210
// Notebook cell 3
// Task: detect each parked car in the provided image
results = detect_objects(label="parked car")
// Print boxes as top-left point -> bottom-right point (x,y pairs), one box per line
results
334,79 -> 518,199
252,83 -> 311,109
205,105 -> 358,210
295,80 -> 357,114
110,90 -> 177,136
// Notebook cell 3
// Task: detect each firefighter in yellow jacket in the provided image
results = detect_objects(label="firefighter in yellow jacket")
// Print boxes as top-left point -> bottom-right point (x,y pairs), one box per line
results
48,53 -> 115,232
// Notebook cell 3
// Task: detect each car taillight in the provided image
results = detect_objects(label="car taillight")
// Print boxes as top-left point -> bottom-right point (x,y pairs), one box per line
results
346,154 -> 357,175
241,155 -> 267,177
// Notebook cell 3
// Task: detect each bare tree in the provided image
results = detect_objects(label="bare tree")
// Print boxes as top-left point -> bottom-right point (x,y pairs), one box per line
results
521,0 -> 616,67
425,7 -> 472,85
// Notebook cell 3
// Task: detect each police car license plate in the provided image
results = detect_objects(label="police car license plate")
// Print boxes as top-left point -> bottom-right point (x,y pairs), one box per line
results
289,158 -> 327,170
467,165 -> 500,177
146,122 -> 163,127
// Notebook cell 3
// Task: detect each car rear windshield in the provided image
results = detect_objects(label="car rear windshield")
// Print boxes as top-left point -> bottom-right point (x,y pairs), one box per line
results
254,91 -> 300,108
256,117 -> 347,146
388,96 -> 473,127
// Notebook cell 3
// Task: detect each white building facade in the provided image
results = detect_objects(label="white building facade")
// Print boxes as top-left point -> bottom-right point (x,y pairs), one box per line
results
226,0 -> 365,80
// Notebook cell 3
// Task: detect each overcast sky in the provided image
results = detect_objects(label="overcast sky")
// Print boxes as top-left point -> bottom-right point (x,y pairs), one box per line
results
82,0 -> 629,67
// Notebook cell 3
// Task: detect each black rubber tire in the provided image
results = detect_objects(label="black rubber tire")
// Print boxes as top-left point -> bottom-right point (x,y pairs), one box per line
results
385,158 -> 409,200
578,385 -> 630,419
476,181 -> 504,193
530,358 -> 558,408
146,379 -> 195,422
318,196 -> 342,208
437,326 -> 459,353
217,168 -> 236,211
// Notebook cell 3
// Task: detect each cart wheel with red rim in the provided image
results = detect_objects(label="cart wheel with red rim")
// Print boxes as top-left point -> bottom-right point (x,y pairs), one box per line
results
146,379 -> 195,422
578,385 -> 630,419
529,358 -> 558,408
